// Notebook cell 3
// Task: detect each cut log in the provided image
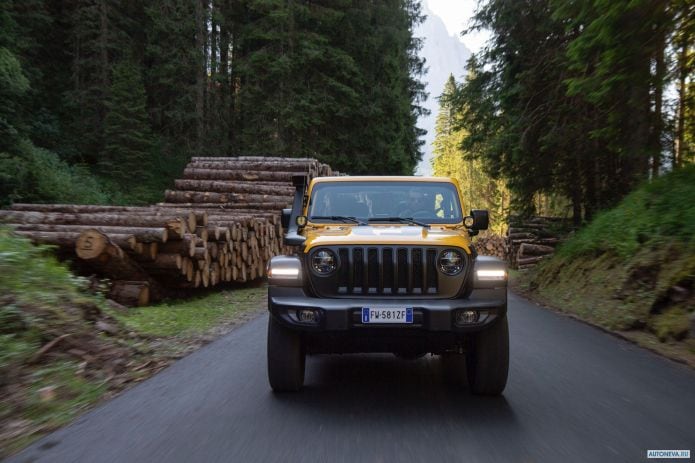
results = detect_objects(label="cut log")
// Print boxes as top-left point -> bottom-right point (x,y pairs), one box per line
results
188,160 -> 319,171
10,204 -> 155,213
181,168 -> 303,182
139,253 -> 182,270
517,256 -> 547,266
109,281 -> 150,307
518,243 -> 555,256
164,190 -> 291,205
75,230 -> 152,282
0,211 -> 186,237
10,224 -> 168,243
156,202 -> 291,210
12,230 -> 135,250
191,156 -> 319,162
173,179 -> 294,196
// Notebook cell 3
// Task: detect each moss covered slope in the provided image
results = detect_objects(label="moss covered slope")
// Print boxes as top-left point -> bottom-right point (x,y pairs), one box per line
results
526,166 -> 695,356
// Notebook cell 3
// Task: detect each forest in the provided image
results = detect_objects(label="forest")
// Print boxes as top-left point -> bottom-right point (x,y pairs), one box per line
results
433,0 -> 694,224
0,0 -> 426,205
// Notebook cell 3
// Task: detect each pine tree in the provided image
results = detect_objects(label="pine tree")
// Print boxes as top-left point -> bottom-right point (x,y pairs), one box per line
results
144,0 -> 199,155
102,58 -> 154,185
432,75 -> 508,233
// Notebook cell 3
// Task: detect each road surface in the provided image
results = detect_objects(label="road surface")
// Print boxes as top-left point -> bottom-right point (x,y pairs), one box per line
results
7,293 -> 695,463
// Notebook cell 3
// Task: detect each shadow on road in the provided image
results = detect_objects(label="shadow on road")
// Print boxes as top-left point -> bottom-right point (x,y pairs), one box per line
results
269,354 -> 520,433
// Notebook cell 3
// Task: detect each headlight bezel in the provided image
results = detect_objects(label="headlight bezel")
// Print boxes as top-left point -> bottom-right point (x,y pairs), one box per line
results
437,248 -> 465,276
309,248 -> 339,276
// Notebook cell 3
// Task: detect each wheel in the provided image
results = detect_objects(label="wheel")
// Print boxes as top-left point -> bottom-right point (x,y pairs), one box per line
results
267,316 -> 305,392
466,315 -> 509,396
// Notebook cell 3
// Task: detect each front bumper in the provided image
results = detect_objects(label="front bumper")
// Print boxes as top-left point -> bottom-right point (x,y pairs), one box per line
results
268,285 -> 507,333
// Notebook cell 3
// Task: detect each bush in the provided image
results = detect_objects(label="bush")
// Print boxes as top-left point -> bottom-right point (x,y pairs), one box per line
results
557,166 -> 695,259
0,140 -> 110,206
0,228 -> 91,304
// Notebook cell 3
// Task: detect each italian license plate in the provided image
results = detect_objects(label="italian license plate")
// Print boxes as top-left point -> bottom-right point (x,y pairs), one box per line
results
361,307 -> 413,324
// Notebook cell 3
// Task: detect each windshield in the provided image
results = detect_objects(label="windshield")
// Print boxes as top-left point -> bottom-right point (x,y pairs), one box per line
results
307,181 -> 463,224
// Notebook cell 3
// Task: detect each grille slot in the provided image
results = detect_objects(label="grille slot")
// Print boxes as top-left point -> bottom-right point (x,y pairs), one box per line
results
330,246 -> 441,296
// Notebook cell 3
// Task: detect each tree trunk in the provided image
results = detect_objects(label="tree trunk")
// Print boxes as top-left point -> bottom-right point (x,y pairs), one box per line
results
189,160 -> 319,171
13,231 -> 134,250
0,211 -> 187,237
195,0 -> 206,154
164,190 -> 291,205
650,25 -> 666,178
76,230 -> 151,282
173,179 -> 294,195
11,224 -> 168,243
139,253 -> 182,270
518,243 -> 555,256
674,34 -> 688,168
182,168 -> 301,182
109,281 -> 150,307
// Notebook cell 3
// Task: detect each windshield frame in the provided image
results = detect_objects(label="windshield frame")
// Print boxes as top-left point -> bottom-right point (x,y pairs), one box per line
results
306,180 -> 464,225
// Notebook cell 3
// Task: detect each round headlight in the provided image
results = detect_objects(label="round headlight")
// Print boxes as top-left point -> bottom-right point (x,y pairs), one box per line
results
438,249 -> 464,275
311,249 -> 337,275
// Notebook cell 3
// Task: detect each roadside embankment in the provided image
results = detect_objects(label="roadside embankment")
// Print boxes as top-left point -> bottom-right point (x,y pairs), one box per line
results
0,229 -> 266,457
514,166 -> 695,366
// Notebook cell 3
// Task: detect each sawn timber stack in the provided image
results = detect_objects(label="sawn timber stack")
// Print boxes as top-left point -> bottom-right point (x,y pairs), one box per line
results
2,156 -> 338,306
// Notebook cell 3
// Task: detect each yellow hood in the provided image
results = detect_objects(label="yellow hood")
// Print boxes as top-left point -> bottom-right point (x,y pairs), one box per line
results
303,225 -> 472,253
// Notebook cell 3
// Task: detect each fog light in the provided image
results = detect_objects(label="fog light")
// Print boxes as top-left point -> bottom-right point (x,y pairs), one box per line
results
456,310 -> 479,325
297,309 -> 319,323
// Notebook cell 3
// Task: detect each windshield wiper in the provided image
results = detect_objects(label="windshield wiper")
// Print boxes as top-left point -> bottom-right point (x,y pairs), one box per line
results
310,216 -> 366,225
367,217 -> 431,228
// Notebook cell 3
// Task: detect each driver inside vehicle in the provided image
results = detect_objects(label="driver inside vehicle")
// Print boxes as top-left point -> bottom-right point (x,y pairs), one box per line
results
399,191 -> 432,218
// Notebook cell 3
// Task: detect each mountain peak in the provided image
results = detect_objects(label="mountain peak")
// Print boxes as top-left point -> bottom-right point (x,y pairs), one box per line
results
415,5 -> 471,176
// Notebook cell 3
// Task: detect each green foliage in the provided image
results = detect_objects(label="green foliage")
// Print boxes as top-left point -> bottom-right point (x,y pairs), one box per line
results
527,167 -> 695,343
22,361 -> 107,420
431,74 -> 509,233
0,46 -> 28,96
0,0 -> 427,206
456,0 -> 685,222
0,140 -> 109,206
650,308 -> 691,342
102,58 -> 155,185
235,0 -> 426,174
0,228 -> 95,302
558,166 -> 695,259
114,287 -> 266,338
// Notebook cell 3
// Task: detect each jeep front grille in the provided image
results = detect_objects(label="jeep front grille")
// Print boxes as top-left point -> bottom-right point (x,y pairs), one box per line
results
307,245 -> 473,298
336,246 -> 437,295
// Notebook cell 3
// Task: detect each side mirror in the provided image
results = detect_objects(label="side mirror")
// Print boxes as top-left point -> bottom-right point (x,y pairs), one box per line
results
281,208 -> 291,229
469,209 -> 489,230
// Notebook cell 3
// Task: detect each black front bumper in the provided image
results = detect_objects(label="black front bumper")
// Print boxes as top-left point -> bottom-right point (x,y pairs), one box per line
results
269,286 -> 506,332
269,286 -> 507,354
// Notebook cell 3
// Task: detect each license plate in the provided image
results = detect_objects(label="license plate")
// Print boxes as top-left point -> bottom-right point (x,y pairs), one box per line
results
361,307 -> 413,324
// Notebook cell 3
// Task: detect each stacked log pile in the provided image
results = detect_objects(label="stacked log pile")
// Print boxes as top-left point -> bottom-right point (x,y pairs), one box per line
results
1,156 -> 337,306
506,216 -> 571,270
473,234 -> 507,260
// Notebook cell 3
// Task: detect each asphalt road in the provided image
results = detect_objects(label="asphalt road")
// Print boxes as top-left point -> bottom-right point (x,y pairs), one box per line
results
7,292 -> 695,463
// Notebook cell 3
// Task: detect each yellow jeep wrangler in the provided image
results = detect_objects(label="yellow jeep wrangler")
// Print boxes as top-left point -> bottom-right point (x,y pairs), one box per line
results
267,176 -> 508,395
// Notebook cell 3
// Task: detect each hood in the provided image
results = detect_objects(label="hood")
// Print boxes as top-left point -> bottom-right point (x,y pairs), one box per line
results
302,225 -> 472,253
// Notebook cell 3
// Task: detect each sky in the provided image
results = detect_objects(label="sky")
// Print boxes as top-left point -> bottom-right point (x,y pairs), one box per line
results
425,0 -> 490,53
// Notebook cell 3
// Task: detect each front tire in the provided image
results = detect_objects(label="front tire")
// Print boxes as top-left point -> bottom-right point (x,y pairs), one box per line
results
466,314 -> 509,396
267,316 -> 305,392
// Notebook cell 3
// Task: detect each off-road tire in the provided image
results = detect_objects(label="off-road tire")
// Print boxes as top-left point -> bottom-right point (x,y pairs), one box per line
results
466,314 -> 509,396
267,316 -> 305,392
